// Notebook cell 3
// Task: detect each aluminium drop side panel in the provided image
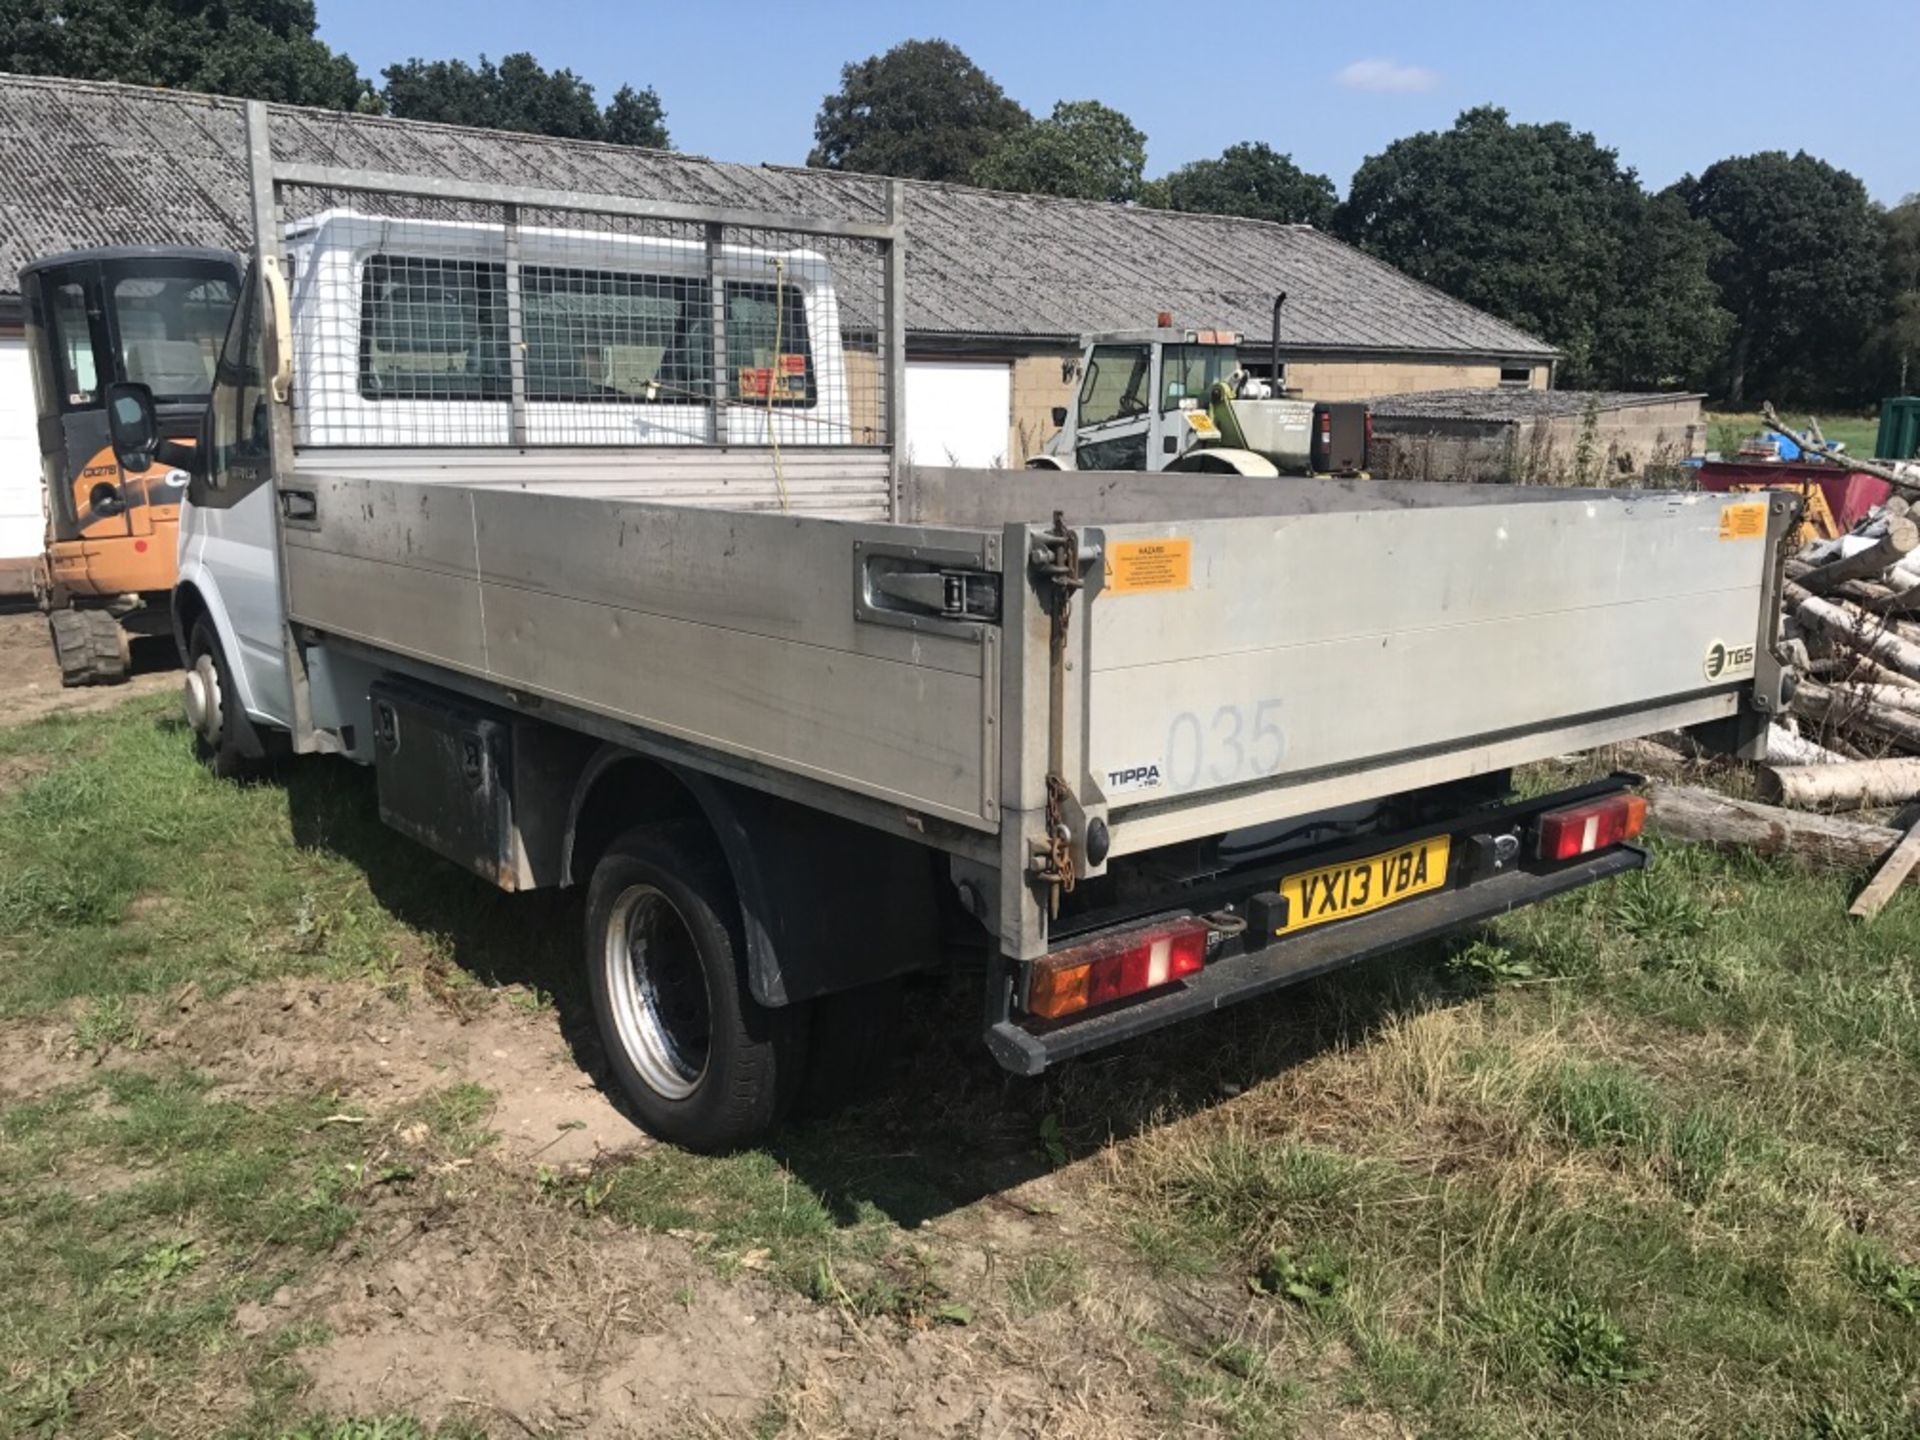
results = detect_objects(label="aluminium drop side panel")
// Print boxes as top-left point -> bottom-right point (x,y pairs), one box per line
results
278,470 -> 999,829
1078,489 -> 1776,856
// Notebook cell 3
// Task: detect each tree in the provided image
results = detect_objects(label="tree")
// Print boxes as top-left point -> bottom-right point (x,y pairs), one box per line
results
1162,142 -> 1336,227
381,53 -> 667,145
807,38 -> 1028,183
0,0 -> 371,109
1672,151 -> 1885,404
1338,106 -> 1721,389
1876,196 -> 1920,394
1590,193 -> 1732,390
603,83 -> 669,149
971,100 -> 1147,204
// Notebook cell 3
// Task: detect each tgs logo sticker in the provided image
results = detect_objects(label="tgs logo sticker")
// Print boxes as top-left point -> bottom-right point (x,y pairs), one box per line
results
1704,638 -> 1755,681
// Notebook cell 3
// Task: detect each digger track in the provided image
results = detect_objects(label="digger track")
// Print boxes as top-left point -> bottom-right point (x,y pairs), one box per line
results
47,608 -> 130,687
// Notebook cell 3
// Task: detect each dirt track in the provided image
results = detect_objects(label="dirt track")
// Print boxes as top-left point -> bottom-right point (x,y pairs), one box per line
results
0,609 -> 174,726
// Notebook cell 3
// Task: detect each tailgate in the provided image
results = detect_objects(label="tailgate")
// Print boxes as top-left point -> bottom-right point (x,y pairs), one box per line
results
1078,489 -> 1781,843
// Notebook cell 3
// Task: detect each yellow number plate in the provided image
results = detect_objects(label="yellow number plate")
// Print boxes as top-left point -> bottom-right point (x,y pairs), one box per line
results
1273,836 -> 1452,936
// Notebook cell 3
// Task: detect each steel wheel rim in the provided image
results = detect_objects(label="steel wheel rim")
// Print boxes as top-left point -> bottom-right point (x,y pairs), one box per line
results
603,883 -> 712,1101
189,651 -> 223,745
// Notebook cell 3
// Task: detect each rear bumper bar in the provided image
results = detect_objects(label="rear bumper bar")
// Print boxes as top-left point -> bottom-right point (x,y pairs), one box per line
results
984,845 -> 1643,1076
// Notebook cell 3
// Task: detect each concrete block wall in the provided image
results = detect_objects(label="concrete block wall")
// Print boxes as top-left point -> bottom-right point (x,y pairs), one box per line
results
1290,359 -> 1548,402
1009,353 -> 1075,463
843,346 -> 883,447
1374,398 -> 1706,485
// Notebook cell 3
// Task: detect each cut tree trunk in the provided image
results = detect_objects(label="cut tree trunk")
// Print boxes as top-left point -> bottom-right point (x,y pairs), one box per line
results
1767,724 -> 1847,765
1829,683 -> 1920,713
1649,784 -> 1905,871
1834,654 -> 1920,691
1793,594 -> 1920,681
1798,518 -> 1919,593
1759,756 -> 1920,809
1795,679 -> 1920,752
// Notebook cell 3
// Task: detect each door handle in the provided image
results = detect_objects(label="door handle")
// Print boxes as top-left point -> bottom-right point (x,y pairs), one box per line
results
279,488 -> 317,525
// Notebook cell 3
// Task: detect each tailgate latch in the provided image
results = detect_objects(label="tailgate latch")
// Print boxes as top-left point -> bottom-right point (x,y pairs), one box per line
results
869,565 -> 1001,622
853,538 -> 1003,636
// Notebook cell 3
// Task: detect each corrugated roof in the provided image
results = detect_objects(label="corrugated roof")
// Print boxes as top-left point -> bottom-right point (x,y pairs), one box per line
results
1369,389 -> 1705,421
0,73 -> 1556,359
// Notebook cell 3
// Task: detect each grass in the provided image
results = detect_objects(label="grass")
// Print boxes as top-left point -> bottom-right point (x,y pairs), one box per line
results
1705,409 -> 1883,460
1103,831 -> 1920,1436
2,697 -> 1920,1435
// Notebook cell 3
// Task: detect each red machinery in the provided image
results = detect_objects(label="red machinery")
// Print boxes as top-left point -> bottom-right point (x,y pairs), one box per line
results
1696,461 -> 1892,542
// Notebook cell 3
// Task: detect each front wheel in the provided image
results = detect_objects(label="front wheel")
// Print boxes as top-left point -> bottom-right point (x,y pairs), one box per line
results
183,617 -> 259,780
584,822 -> 806,1151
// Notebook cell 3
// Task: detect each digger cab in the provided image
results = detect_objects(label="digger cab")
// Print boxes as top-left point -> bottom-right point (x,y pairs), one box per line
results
20,245 -> 240,682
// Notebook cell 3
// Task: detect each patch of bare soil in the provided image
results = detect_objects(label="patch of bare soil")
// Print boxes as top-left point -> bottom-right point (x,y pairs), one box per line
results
266,1190 -> 1162,1439
0,977 -> 650,1169
0,975 -> 1293,1435
0,610 -> 173,727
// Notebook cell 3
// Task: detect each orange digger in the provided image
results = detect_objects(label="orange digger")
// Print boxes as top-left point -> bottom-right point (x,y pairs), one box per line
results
20,245 -> 241,684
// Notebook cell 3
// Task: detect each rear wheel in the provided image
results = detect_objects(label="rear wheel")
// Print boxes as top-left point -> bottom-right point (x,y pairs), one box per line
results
585,821 -> 806,1151
47,608 -> 129,687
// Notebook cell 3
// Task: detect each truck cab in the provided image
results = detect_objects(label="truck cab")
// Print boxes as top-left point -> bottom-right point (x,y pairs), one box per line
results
1033,324 -> 1369,478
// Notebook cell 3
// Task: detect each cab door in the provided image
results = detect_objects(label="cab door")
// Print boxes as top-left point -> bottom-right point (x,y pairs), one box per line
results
1072,343 -> 1154,471
30,262 -> 132,544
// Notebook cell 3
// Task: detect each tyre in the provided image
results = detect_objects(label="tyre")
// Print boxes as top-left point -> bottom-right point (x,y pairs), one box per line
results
585,821 -> 806,1151
183,617 -> 257,780
48,608 -> 129,687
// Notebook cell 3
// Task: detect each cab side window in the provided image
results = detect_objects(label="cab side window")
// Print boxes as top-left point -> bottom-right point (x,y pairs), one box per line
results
210,269 -> 269,494
48,280 -> 101,406
1077,344 -> 1150,428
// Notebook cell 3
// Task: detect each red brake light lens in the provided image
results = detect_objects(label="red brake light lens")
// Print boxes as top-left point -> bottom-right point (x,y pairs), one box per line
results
1026,918 -> 1208,1021
1534,793 -> 1648,861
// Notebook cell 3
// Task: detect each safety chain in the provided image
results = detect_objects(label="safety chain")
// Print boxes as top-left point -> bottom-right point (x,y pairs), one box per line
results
1033,510 -> 1085,917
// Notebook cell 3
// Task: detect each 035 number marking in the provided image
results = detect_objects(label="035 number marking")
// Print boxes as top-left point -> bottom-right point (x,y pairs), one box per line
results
1164,701 -> 1286,791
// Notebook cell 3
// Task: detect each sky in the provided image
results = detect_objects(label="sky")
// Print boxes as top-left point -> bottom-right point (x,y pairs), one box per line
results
315,0 -> 1919,204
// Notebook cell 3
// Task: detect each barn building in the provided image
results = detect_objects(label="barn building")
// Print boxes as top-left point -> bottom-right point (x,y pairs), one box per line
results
0,72 -> 1558,591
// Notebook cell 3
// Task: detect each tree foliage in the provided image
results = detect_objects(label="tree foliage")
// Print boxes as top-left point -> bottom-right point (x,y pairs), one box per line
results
380,52 -> 668,147
603,83 -> 669,149
1591,193 -> 1733,391
1876,196 -> 1920,396
1162,142 -> 1337,227
1672,151 -> 1886,404
972,100 -> 1146,204
1339,107 -> 1726,389
807,38 -> 1027,183
0,0 -> 371,109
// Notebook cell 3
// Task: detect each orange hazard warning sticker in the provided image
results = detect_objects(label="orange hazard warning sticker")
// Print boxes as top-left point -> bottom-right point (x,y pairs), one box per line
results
1106,538 -> 1192,594
1718,502 -> 1769,541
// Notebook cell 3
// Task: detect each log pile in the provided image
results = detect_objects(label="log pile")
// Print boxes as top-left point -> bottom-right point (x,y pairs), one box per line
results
1656,488 -> 1920,916
1769,495 -> 1920,818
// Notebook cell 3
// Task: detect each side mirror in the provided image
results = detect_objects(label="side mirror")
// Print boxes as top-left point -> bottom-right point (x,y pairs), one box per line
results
105,381 -> 158,472
1051,405 -> 1069,427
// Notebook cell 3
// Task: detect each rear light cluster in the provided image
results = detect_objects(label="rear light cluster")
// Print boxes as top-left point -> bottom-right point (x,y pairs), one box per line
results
1026,918 -> 1208,1021
1534,793 -> 1647,861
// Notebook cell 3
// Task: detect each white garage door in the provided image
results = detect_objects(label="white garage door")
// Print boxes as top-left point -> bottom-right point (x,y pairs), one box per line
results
0,335 -> 42,576
905,360 -> 1011,469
